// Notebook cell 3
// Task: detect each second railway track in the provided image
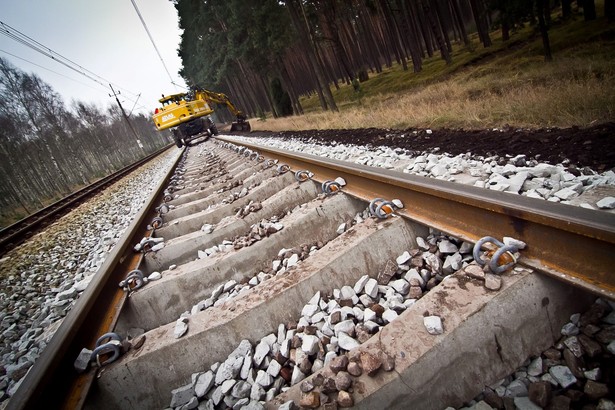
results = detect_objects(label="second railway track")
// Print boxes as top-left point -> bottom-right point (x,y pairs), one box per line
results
8,135 -> 615,409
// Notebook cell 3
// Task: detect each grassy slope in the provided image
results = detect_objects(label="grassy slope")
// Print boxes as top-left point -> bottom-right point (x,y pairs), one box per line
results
252,9 -> 615,132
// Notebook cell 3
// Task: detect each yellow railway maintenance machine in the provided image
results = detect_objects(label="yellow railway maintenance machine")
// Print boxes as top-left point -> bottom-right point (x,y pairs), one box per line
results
153,89 -> 251,147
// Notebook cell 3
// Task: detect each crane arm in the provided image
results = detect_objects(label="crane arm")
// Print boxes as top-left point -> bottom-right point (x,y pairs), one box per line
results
194,89 -> 247,120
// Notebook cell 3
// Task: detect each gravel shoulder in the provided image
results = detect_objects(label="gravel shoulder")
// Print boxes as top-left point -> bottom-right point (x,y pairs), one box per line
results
233,124 -> 615,212
251,122 -> 615,172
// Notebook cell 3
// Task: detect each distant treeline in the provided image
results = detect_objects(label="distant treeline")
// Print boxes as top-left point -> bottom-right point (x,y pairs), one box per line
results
175,0 -> 611,118
0,58 -> 171,226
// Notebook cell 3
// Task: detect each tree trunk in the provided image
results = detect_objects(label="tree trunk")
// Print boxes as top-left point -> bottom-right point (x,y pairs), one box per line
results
583,0 -> 597,20
606,0 -> 615,20
449,0 -> 470,46
502,19 -> 510,41
399,0 -> 423,72
287,0 -> 338,111
319,0 -> 355,81
537,0 -> 553,61
562,0 -> 572,18
421,0 -> 452,64
469,0 -> 492,47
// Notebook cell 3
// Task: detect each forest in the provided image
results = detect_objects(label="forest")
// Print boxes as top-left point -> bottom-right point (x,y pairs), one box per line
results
174,0 -> 613,120
0,58 -> 171,227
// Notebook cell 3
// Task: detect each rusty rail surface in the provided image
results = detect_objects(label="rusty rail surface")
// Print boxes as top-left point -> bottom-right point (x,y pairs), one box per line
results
218,136 -> 615,298
0,145 -> 174,256
5,147 -> 184,410
7,135 -> 615,409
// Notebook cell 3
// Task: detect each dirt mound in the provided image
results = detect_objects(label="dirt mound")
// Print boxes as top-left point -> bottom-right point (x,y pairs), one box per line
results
250,122 -> 615,172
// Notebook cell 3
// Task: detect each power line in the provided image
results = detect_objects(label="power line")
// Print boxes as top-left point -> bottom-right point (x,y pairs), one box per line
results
0,20 -> 146,108
129,0 -> 181,90
0,48 -> 103,93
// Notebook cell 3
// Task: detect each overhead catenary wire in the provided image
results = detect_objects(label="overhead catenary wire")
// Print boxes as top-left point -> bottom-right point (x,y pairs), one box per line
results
0,48 -> 104,93
0,20 -> 146,110
129,0 -> 181,91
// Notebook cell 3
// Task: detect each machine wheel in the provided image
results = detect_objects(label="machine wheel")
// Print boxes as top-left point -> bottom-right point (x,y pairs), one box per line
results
211,121 -> 219,136
172,129 -> 184,148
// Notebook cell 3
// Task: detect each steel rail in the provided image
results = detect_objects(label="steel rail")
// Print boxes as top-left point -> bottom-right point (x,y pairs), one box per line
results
217,136 -> 615,299
5,147 -> 185,410
0,144 -> 174,256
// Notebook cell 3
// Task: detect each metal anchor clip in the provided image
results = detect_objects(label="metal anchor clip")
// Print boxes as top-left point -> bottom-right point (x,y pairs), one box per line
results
119,269 -> 145,292
91,332 -> 122,368
294,170 -> 314,183
368,198 -> 404,219
472,236 -> 526,274
277,164 -> 291,174
322,177 -> 347,195
149,216 -> 163,230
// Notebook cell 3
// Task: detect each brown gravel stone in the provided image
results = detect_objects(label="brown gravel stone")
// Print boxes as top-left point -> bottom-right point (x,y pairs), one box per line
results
371,304 -> 385,317
300,380 -> 315,393
337,391 -> 354,408
408,286 -> 423,299
564,336 -> 584,358
299,357 -> 313,374
335,371 -> 352,391
280,367 -> 292,383
578,334 -> 602,358
580,303 -> 609,326
355,325 -> 372,343
544,348 -> 562,361
584,380 -> 609,400
360,352 -> 382,376
377,260 -> 396,285
339,299 -> 353,308
595,327 -> 615,345
581,324 -> 601,337
312,373 -> 325,387
329,355 -> 349,374
347,361 -> 362,377
483,387 -> 503,409
502,397 -> 515,410
330,311 -> 342,325
321,377 -> 338,394
426,277 -> 438,290
274,351 -> 287,365
564,389 -> 584,402
291,335 -> 302,349
529,381 -> 552,408
548,395 -> 571,410
304,326 -> 318,336
410,256 -> 423,268
347,350 -> 362,364
563,348 -> 585,378
10,367 -> 28,382
299,391 -> 320,408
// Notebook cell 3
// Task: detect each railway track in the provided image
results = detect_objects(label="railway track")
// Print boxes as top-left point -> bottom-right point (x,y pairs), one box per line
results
0,145 -> 173,256
6,136 -> 615,409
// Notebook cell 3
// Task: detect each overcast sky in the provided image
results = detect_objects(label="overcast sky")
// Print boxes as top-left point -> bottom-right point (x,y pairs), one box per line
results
0,0 -> 186,116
